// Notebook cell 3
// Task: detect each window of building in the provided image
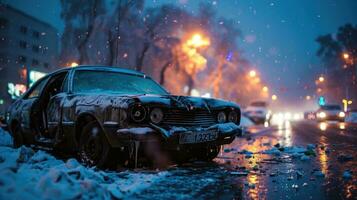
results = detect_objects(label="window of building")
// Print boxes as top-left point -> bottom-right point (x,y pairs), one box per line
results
0,17 -> 8,29
20,26 -> 28,34
33,31 -> 40,38
18,55 -> 27,64
32,45 -> 39,53
43,62 -> 49,68
32,59 -> 39,66
19,40 -> 27,49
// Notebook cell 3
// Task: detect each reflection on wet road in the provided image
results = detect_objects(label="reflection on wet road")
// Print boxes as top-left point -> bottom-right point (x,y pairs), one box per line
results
134,120 -> 357,199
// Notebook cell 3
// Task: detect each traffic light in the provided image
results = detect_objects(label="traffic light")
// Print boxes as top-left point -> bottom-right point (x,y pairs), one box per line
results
318,96 -> 326,106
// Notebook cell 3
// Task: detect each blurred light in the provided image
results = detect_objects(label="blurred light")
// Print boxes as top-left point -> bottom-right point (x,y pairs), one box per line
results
348,100 -> 352,104
0,99 -> 4,105
317,88 -> 322,93
284,112 -> 292,120
262,86 -> 269,92
29,70 -> 46,87
339,123 -> 346,130
70,62 -> 79,67
249,70 -> 256,78
342,99 -> 352,112
187,33 -> 210,48
271,94 -> 277,101
318,112 -> 326,118
319,122 -> 327,131
190,89 -> 200,97
264,121 -> 269,127
318,96 -> 326,106
305,95 -> 311,100
201,93 -> 211,98
318,76 -> 325,82
7,83 -> 27,99
343,53 -> 350,60
339,111 -> 345,118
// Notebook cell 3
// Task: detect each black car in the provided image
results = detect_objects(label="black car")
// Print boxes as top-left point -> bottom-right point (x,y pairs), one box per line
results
4,66 -> 242,168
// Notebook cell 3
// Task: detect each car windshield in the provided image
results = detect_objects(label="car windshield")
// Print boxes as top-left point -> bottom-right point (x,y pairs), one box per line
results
321,105 -> 341,110
72,70 -> 169,95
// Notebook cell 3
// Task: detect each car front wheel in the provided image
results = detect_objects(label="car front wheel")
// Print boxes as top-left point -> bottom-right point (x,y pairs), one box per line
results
78,121 -> 115,168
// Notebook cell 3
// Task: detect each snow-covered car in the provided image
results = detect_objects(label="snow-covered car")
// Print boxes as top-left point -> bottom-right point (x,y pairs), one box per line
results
316,104 -> 345,122
244,101 -> 270,124
4,66 -> 242,168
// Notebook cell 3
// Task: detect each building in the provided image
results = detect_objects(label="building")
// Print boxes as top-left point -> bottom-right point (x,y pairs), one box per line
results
0,4 -> 59,114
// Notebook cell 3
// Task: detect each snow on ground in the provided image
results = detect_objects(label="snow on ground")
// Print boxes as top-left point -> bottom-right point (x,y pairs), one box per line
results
0,128 -> 169,200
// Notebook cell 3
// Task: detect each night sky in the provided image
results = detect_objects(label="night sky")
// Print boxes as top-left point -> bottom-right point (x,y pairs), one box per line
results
2,0 -> 357,106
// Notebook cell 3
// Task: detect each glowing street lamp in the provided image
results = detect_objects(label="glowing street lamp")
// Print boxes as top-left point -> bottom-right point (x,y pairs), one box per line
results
305,95 -> 311,100
249,70 -> 256,78
271,94 -> 277,101
343,53 -> 350,60
318,76 -> 325,82
262,86 -> 269,92
187,33 -> 210,48
342,99 -> 353,112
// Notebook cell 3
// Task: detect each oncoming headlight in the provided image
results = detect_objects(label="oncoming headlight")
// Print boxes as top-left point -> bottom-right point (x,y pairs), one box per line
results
228,111 -> 238,123
318,112 -> 326,118
150,108 -> 163,124
130,105 -> 146,122
339,111 -> 345,118
217,112 -> 226,123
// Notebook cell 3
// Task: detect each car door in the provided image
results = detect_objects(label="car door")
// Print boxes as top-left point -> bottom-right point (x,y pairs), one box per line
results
46,72 -> 69,139
20,76 -> 49,135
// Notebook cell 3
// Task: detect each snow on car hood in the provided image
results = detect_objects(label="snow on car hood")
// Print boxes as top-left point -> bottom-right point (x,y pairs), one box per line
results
131,94 -> 240,110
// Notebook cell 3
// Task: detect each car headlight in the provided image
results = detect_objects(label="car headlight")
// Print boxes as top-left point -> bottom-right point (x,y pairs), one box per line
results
217,112 -> 226,123
318,112 -> 326,118
339,112 -> 345,118
130,105 -> 146,122
150,108 -> 163,124
228,111 -> 238,123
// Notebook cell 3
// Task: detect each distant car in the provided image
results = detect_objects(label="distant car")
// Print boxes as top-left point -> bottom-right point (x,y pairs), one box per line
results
304,111 -> 316,120
4,66 -> 242,168
244,101 -> 270,124
316,104 -> 345,122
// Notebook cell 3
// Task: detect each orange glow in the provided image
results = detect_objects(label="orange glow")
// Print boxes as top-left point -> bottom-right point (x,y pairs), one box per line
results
317,88 -> 322,93
343,53 -> 350,60
186,33 -> 210,48
271,94 -> 277,101
181,33 -> 210,75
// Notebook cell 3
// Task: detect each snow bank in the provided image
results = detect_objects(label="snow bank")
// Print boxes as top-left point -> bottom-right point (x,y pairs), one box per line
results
0,128 -> 169,199
0,127 -> 12,146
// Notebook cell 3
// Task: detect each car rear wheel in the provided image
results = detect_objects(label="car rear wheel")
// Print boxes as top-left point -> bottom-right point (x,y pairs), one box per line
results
78,121 -> 116,168
12,124 -> 24,148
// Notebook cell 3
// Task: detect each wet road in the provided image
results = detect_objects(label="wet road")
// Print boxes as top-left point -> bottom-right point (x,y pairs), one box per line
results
133,120 -> 357,200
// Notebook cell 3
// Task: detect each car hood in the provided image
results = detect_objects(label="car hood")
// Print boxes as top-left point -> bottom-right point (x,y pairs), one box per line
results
131,94 -> 240,110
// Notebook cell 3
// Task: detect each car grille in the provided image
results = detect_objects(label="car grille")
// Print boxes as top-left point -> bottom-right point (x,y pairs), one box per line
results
163,109 -> 217,127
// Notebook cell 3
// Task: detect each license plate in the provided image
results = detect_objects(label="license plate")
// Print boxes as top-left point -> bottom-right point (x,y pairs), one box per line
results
179,130 -> 218,144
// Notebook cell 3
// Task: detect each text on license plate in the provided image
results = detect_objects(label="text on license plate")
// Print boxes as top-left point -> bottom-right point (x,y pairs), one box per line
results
179,130 -> 218,144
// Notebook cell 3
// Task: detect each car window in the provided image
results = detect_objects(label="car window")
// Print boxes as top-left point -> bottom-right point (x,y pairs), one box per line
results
72,70 -> 169,95
321,105 -> 341,110
26,77 -> 48,99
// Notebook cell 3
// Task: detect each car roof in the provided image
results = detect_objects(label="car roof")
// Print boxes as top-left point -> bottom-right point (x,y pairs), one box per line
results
51,65 -> 145,76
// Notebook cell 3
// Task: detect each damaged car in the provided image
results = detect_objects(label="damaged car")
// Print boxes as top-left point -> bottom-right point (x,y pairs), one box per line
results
4,66 -> 242,168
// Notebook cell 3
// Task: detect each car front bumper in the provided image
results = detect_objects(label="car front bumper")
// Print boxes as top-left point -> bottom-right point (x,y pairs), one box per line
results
103,122 -> 242,148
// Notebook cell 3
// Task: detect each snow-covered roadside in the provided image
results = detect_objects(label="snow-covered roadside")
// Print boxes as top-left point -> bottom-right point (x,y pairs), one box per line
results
0,128 -> 169,200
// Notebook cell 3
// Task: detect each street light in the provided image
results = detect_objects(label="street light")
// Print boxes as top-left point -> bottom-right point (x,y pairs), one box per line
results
342,99 -> 353,112
318,76 -> 325,82
343,53 -> 350,60
70,62 -> 79,67
305,95 -> 311,100
262,86 -> 269,92
249,70 -> 256,78
271,94 -> 277,101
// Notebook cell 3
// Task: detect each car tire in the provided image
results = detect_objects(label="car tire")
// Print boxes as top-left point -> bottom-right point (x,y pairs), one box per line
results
78,121 -> 116,168
12,124 -> 24,148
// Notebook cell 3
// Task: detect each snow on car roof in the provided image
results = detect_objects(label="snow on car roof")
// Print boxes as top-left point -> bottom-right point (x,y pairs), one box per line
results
51,65 -> 146,77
